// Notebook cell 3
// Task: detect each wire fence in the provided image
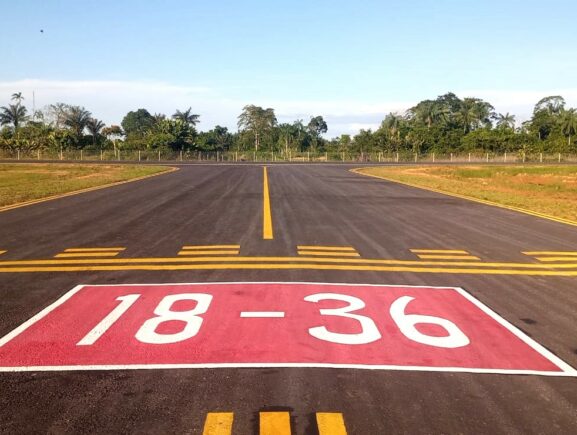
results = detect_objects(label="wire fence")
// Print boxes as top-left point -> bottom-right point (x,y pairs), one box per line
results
1,148 -> 576,164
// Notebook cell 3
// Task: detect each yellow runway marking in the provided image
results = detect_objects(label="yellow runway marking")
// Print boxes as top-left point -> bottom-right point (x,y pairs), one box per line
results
352,168 -> 577,228
524,251 -> 577,256
202,412 -> 234,435
298,251 -> 360,257
55,252 -> 120,258
411,249 -> 469,254
263,166 -> 274,240
182,245 -> 240,250
297,246 -> 356,251
2,263 -> 577,276
535,257 -> 577,262
64,247 -> 125,252
260,412 -> 291,435
316,413 -> 347,435
1,256 -> 577,269
178,250 -> 240,256
416,255 -> 481,261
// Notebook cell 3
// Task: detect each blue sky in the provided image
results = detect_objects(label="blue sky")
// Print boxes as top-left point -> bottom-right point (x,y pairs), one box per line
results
1,0 -> 577,136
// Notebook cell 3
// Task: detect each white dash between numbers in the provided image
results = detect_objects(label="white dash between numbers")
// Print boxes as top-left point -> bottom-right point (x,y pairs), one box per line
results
240,311 -> 285,318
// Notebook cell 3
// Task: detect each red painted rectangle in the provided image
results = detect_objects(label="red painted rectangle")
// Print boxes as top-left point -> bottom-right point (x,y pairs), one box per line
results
0,282 -> 574,375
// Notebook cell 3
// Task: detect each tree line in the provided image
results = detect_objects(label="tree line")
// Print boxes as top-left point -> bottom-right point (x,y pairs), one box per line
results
1,92 -> 576,155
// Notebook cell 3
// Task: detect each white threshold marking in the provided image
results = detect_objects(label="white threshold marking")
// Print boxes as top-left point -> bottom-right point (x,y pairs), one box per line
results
240,311 -> 285,318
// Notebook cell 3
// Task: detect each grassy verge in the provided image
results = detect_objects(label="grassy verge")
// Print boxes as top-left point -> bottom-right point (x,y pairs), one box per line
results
357,165 -> 577,222
0,163 -> 173,207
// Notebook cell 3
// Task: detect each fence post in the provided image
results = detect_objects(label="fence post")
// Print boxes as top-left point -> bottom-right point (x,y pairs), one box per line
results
158,150 -> 161,161
540,152 -> 543,163
100,150 -> 103,161
180,150 -> 183,162
80,150 -> 83,161
468,153 -> 471,162
432,152 -> 435,163
504,152 -> 507,163
486,153 -> 489,162
450,153 -> 453,162
308,151 -> 310,162
138,150 -> 141,161
325,151 -> 328,162
17,150 -> 20,160
118,150 -> 121,161
523,152 -> 526,163
559,153 -> 561,163
396,152 -> 399,162
60,148 -> 63,161
37,149 -> 40,160
414,153 -> 418,162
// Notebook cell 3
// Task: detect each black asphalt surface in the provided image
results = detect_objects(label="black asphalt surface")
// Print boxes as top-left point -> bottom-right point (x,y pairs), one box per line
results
1,164 -> 577,434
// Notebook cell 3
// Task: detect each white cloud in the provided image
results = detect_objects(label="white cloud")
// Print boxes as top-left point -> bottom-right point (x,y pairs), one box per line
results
2,79 -> 577,136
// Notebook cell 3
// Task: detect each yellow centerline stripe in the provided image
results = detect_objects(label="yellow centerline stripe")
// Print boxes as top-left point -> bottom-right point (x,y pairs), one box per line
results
0,256 -> 575,269
524,251 -> 577,256
2,263 -> 577,275
178,250 -> 240,256
316,413 -> 347,435
411,249 -> 469,254
64,247 -> 125,252
416,255 -> 481,260
0,250 -> 5,255
297,246 -> 356,251
298,251 -> 360,257
351,168 -> 577,228
0,167 -> 178,213
260,412 -> 291,435
181,245 -> 240,250
263,166 -> 273,240
202,413 -> 234,435
55,252 -> 120,258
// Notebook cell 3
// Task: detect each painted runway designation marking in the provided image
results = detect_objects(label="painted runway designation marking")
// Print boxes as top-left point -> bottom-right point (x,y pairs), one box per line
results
0,282 -> 575,376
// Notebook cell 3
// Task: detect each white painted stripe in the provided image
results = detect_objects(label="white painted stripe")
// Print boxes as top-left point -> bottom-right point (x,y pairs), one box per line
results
0,363 -> 574,376
0,285 -> 85,347
240,311 -> 285,318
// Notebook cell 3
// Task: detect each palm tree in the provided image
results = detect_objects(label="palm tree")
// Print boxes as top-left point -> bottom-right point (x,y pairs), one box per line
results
172,108 -> 200,126
0,104 -> 28,130
63,106 -> 92,145
11,92 -> 24,104
86,118 -> 106,147
496,113 -> 516,130
559,108 -> 577,147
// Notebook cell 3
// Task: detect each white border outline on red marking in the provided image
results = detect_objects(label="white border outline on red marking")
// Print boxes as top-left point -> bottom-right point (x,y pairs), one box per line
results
0,281 -> 575,377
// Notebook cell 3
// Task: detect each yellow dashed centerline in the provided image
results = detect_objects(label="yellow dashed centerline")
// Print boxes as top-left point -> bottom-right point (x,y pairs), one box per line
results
178,250 -> 240,256
524,251 -> 577,256
416,255 -> 481,261
182,245 -> 240,250
263,167 -> 273,240
260,412 -> 291,435
410,249 -> 469,254
297,246 -> 356,251
64,247 -> 126,252
55,252 -> 121,258
298,251 -> 361,257
316,413 -> 348,435
202,413 -> 234,435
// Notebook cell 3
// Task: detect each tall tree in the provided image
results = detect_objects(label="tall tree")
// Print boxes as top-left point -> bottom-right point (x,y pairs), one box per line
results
121,109 -> 155,137
86,118 -> 106,147
63,106 -> 92,146
0,104 -> 28,130
237,105 -> 277,151
172,108 -> 200,126
496,113 -> 516,130
559,108 -> 577,147
534,96 -> 565,115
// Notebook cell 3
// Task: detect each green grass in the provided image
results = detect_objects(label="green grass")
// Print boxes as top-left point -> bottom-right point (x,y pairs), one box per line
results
358,165 -> 577,222
0,164 -> 172,207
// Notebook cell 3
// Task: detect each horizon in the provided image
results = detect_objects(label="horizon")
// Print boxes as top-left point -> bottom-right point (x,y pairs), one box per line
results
1,0 -> 577,136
